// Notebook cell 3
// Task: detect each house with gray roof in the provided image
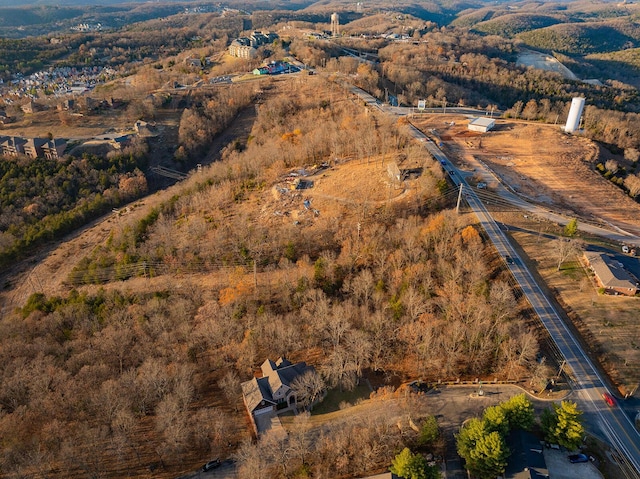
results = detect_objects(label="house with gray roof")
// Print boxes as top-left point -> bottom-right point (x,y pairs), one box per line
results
584,251 -> 639,296
1,136 -> 27,156
242,357 -> 312,434
504,430 -> 549,479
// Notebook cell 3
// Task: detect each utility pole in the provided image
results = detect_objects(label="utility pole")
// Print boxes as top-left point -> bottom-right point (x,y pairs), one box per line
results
456,183 -> 463,213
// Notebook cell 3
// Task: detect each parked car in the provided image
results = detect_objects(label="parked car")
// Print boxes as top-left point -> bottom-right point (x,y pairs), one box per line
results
568,453 -> 589,463
202,459 -> 221,471
602,392 -> 616,407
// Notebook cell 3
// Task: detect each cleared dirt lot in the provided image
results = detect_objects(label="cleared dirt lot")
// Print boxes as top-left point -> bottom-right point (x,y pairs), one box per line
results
413,116 -> 640,236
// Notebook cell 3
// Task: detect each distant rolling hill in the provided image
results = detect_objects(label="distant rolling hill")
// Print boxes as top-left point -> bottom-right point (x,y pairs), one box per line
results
0,6 -> 85,27
472,13 -> 564,37
517,21 -> 640,55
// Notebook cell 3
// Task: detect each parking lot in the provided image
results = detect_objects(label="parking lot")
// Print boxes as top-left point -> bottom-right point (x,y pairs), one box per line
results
543,448 -> 603,479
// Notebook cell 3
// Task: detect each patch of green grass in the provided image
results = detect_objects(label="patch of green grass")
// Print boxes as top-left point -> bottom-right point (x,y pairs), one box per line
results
311,383 -> 372,416
559,260 -> 586,280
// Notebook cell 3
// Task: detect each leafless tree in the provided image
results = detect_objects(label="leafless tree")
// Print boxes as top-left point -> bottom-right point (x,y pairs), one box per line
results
235,438 -> 273,479
218,371 -> 242,411
605,159 -> 619,174
624,148 -> 640,163
552,238 -> 579,271
322,347 -> 357,391
624,173 -> 640,198
291,369 -> 326,411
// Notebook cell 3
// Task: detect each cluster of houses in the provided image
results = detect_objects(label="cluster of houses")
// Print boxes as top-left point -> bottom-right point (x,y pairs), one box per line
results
0,136 -> 66,160
252,61 -> 299,76
2,66 -> 117,101
228,31 -> 279,59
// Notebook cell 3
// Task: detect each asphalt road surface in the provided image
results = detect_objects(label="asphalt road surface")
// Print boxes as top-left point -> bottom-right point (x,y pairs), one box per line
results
414,131 -> 640,479
344,84 -> 640,477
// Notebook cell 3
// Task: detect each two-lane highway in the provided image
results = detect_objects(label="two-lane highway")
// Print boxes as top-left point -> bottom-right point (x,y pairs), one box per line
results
345,84 -> 640,476
411,126 -> 640,478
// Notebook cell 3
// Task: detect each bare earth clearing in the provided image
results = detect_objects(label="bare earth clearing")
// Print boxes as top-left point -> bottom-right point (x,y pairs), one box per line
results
517,49 -> 579,81
414,116 -> 640,235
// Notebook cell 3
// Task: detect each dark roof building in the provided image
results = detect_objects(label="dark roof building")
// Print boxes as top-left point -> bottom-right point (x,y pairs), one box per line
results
1,136 -> 27,156
42,138 -> 67,159
504,430 -> 549,479
24,138 -> 47,158
241,357 -> 312,434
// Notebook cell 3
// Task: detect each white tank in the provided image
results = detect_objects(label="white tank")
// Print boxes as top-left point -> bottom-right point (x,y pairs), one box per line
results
565,97 -> 585,133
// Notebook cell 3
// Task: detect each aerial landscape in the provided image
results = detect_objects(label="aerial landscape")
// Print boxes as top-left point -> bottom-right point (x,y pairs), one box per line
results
1,0 -> 640,478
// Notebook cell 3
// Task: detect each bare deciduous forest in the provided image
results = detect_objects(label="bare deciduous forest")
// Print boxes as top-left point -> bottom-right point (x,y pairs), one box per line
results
3,1 -> 640,477
0,78 -> 539,478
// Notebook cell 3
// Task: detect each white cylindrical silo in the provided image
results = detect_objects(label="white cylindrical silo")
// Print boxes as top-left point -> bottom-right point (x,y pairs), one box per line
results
565,97 -> 585,133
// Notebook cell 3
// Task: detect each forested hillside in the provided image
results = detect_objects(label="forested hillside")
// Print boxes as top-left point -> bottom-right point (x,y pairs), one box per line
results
2,1 -> 640,477
0,76 -> 539,479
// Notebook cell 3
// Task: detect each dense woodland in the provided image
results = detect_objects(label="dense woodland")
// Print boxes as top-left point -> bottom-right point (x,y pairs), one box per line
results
0,78 -> 544,478
0,149 -> 148,269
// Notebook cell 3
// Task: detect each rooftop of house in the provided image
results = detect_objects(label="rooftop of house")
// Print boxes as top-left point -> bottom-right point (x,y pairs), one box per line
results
242,357 -> 311,413
504,430 -> 548,479
584,251 -> 639,291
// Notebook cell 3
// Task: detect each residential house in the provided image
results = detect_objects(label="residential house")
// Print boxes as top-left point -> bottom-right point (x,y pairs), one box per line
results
504,430 -> 549,479
57,99 -> 76,111
42,138 -> 67,159
584,251 -> 639,296
1,136 -> 27,156
134,120 -> 157,137
109,135 -> 132,150
0,110 -> 11,125
184,57 -> 202,68
23,138 -> 47,158
241,357 -> 312,433
21,101 -> 39,114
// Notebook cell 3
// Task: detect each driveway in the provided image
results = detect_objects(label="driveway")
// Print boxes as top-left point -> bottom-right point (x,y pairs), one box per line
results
544,448 -> 603,479
254,411 -> 287,438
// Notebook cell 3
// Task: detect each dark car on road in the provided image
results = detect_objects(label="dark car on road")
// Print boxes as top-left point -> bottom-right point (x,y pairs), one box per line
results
568,454 -> 589,463
202,459 -> 221,471
505,255 -> 514,265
